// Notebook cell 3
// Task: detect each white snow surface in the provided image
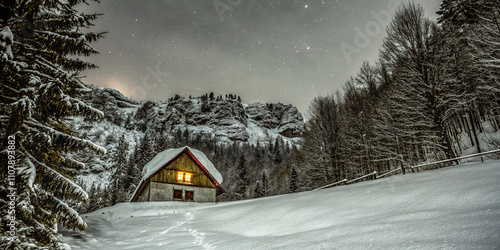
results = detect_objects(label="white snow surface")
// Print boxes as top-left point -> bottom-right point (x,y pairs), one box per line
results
61,160 -> 500,249
142,146 -> 223,185
0,26 -> 13,59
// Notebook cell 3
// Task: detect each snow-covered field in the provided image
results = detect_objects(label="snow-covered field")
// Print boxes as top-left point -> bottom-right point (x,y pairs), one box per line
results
61,160 -> 500,249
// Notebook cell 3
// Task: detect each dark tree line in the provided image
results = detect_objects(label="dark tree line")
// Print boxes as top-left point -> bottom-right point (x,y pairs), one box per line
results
298,1 -> 500,189
77,132 -> 300,213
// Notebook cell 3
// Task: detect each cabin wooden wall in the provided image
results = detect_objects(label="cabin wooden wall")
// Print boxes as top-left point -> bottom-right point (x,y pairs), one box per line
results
136,182 -> 150,202
149,153 -> 216,188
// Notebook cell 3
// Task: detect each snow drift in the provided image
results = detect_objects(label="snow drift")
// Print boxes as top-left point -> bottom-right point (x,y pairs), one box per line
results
61,160 -> 500,249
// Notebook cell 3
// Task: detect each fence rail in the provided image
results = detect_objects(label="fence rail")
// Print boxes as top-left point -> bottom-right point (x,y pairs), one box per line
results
410,149 -> 500,171
313,179 -> 347,191
346,171 -> 377,184
314,149 -> 500,191
376,168 -> 401,179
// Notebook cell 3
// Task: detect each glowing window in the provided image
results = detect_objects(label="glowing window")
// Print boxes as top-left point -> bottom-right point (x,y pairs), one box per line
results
177,172 -> 184,181
176,172 -> 192,183
184,173 -> 192,182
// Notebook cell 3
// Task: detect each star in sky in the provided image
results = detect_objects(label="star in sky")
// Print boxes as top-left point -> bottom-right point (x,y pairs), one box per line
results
76,0 -> 441,115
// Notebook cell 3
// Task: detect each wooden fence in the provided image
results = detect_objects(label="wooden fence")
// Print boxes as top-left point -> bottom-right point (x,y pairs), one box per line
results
409,149 -> 500,172
314,149 -> 500,191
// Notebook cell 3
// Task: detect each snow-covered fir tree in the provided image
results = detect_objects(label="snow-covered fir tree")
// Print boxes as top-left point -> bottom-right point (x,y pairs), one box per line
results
0,0 -> 105,248
235,153 -> 249,198
108,133 -> 130,205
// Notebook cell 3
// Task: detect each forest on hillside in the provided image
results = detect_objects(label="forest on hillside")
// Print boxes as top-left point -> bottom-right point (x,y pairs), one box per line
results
299,1 -> 500,189
1,0 -> 499,249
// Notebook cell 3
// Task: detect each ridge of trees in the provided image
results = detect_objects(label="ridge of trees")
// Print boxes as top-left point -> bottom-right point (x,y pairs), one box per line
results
168,92 -> 242,103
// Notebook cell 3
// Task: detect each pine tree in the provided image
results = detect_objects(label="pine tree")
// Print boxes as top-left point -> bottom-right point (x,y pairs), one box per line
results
0,1 -> 106,248
252,140 -> 263,166
98,184 -> 112,208
236,153 -> 248,198
154,131 -> 170,153
108,133 -> 129,205
135,129 -> 156,166
253,182 -> 263,198
261,171 -> 268,197
127,132 -> 155,192
124,112 -> 133,130
289,168 -> 299,193
85,182 -> 99,213
273,136 -> 283,165
134,101 -> 158,132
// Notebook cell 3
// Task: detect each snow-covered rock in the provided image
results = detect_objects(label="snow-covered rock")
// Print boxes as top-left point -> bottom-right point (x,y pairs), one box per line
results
0,26 -> 14,60
246,102 -> 304,138
79,86 -> 304,143
162,97 -> 304,142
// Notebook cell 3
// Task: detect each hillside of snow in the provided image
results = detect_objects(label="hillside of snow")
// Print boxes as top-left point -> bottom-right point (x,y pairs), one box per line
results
60,160 -> 500,249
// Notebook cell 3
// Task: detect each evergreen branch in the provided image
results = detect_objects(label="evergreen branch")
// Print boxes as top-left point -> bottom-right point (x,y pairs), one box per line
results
22,145 -> 89,203
18,154 -> 37,191
66,94 -> 105,119
42,192 -> 88,231
24,119 -> 107,155
33,55 -> 91,90
36,30 -> 99,56
0,81 -> 20,94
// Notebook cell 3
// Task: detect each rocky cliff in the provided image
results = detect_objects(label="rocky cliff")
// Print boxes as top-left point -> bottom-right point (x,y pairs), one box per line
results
80,87 -> 304,143
161,97 -> 304,142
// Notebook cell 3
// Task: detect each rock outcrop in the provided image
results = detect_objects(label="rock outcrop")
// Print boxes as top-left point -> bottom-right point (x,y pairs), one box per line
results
161,97 -> 304,142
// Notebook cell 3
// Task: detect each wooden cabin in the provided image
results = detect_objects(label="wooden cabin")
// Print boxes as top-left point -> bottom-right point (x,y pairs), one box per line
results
130,146 -> 224,203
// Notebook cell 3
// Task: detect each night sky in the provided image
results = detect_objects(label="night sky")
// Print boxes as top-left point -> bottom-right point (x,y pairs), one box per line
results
77,0 -> 441,115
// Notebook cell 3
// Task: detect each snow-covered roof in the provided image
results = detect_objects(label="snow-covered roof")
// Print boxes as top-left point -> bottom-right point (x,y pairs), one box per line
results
142,146 -> 223,184
130,146 -> 224,202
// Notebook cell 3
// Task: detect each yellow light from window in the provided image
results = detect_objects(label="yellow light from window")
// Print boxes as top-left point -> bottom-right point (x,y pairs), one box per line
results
184,173 -> 192,183
177,172 -> 184,181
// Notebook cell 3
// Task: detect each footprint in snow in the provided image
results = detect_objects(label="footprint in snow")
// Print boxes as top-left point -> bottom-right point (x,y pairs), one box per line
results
186,228 -> 216,250
147,211 -> 196,242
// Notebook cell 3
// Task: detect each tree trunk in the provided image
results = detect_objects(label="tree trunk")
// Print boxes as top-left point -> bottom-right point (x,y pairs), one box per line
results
468,110 -> 483,162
